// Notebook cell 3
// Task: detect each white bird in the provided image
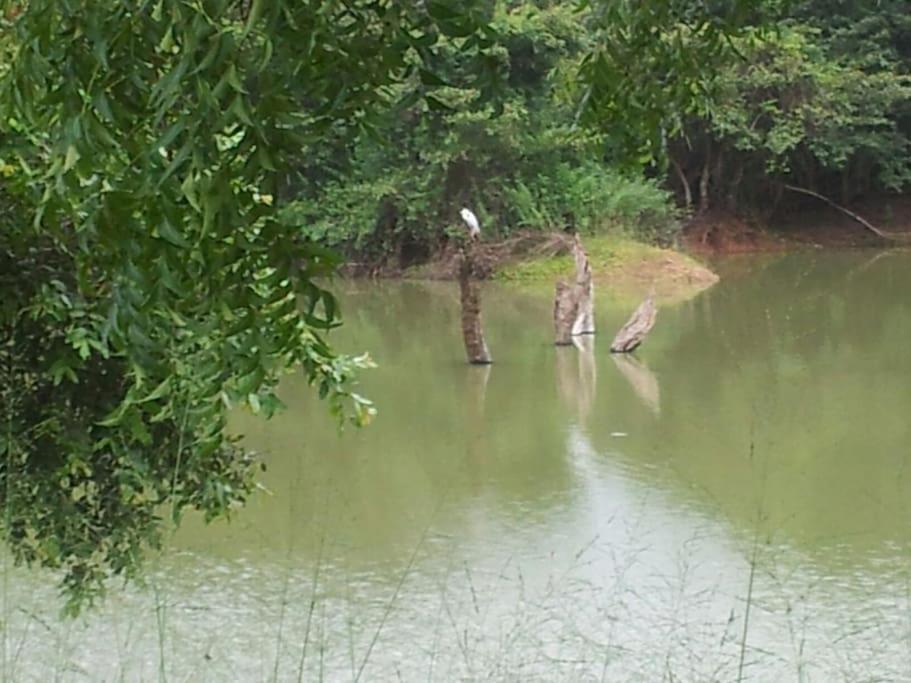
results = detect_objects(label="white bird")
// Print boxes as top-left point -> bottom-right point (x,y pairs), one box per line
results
459,207 -> 481,240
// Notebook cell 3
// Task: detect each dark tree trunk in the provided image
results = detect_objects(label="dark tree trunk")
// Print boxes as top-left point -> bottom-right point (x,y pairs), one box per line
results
841,170 -> 851,206
727,160 -> 744,211
671,157 -> 693,209
458,248 -> 492,364
769,181 -> 784,217
699,152 -> 712,213
713,149 -> 724,204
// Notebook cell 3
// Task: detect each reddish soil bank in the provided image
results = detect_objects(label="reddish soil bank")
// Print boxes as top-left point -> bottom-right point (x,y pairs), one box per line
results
682,211 -> 787,253
683,196 -> 911,254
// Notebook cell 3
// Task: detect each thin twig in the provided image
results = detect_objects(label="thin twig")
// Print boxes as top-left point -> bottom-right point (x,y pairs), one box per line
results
354,517 -> 435,682
296,532 -> 325,682
737,531 -> 759,683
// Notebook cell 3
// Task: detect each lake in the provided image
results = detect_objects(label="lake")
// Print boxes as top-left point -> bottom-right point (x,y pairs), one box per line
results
5,250 -> 911,681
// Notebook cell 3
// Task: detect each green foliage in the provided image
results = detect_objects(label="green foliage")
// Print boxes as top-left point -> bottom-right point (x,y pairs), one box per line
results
795,0 -> 911,66
713,25 -> 911,188
0,0 -> 498,611
577,0 -> 790,163
671,3 -> 911,213
288,2 -> 684,266
504,163 -> 678,242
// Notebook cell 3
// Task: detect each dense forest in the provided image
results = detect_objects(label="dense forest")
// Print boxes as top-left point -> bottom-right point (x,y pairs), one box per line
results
285,0 -> 911,266
0,0 -> 908,610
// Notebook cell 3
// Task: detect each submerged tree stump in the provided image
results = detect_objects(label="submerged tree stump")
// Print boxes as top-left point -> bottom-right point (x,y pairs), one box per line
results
610,292 -> 657,353
456,209 -> 492,365
571,235 -> 595,336
458,249 -> 492,364
554,234 -> 595,344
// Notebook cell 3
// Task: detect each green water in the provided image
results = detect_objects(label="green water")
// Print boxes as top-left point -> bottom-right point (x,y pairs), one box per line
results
5,250 -> 911,681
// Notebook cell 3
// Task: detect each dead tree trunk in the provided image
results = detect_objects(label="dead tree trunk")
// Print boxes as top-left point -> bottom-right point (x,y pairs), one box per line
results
727,161 -> 744,211
553,234 -> 594,344
571,235 -> 595,336
456,207 -> 492,364
458,247 -> 492,364
670,157 -> 692,209
610,293 -> 657,353
699,141 -> 712,213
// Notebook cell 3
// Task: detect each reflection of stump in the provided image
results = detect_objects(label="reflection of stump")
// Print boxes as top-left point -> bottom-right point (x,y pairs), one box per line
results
554,281 -> 578,346
555,336 -> 597,424
610,294 -> 657,353
466,362 -> 492,420
458,248 -> 492,364
611,353 -> 660,415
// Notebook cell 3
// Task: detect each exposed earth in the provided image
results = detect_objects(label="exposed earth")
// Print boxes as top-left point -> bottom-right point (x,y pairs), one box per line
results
683,195 -> 911,253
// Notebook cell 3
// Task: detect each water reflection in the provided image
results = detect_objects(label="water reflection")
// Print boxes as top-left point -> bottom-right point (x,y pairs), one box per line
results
611,353 -> 661,416
214,257 -> 911,569
554,335 -> 597,426
631,252 -> 911,559
5,251 -> 911,680
465,363 -> 492,415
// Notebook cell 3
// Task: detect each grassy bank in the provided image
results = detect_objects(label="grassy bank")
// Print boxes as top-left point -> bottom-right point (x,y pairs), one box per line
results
494,234 -> 720,303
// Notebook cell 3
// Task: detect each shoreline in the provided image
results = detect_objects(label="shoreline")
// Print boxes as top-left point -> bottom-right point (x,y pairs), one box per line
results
338,200 -> 911,305
344,232 -> 721,305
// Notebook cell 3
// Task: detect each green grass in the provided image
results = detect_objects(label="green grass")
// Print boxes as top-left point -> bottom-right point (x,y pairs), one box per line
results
494,235 -> 664,282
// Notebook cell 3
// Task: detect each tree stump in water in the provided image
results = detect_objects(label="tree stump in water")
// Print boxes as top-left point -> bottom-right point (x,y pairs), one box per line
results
456,207 -> 492,364
554,234 -> 594,344
458,247 -> 492,364
571,235 -> 595,335
610,293 -> 657,353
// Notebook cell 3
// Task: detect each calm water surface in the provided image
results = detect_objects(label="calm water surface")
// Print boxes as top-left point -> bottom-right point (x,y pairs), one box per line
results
6,250 -> 911,681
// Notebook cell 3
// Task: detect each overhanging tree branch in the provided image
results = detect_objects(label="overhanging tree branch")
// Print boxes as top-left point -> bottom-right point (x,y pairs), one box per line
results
784,184 -> 909,241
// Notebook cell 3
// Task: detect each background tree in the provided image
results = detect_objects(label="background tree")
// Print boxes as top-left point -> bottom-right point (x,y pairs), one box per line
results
669,2 -> 911,215
284,0 -> 782,267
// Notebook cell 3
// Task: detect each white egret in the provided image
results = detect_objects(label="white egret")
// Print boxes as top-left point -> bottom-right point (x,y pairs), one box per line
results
459,207 -> 481,239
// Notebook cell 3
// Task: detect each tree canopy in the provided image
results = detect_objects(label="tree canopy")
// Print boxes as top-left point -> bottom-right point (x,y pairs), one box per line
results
667,0 -> 911,213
